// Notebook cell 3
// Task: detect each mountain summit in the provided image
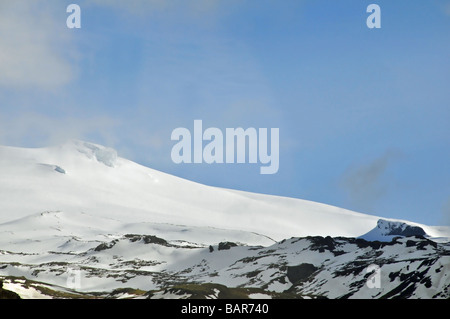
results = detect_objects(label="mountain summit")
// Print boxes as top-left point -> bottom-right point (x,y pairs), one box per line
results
0,140 -> 446,241
0,140 -> 449,299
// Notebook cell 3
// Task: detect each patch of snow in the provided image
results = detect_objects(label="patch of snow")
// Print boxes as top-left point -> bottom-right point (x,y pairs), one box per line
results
249,293 -> 272,299
148,173 -> 159,183
72,140 -> 117,167
150,291 -> 191,299
3,282 -> 52,299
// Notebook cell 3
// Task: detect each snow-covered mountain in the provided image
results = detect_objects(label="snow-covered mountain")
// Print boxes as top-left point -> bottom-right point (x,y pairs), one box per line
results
0,140 -> 449,299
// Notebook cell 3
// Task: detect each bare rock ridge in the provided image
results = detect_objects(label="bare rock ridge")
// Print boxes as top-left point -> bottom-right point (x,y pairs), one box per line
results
376,219 -> 426,237
360,219 -> 428,242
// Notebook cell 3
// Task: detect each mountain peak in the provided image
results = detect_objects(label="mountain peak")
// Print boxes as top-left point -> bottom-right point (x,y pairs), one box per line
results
360,219 -> 427,242
377,219 -> 426,237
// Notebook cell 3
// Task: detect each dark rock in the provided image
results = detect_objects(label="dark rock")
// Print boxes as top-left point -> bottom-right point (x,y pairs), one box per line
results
332,250 -> 347,256
333,261 -> 371,277
377,219 -> 426,237
389,225 -> 426,237
94,240 -> 118,251
355,238 -> 379,249
218,242 -> 238,251
403,237 -> 438,250
308,236 -> 336,251
354,238 -> 398,249
406,240 -> 416,247
54,166 -> 66,174
124,234 -> 169,246
245,270 -> 262,278
287,263 -> 318,284
0,281 -> 21,299
416,238 -> 437,250
381,269 -> 430,299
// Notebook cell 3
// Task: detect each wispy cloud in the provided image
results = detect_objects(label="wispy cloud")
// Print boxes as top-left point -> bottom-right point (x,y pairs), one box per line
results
0,1 -> 77,90
442,197 -> 450,226
340,151 -> 402,213
0,112 -> 118,148
445,2 -> 450,16
87,0 -> 229,20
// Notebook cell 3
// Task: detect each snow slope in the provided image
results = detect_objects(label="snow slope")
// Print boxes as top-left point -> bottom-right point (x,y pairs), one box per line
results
1,227 -> 448,298
1,140 -> 447,243
1,140 -> 449,299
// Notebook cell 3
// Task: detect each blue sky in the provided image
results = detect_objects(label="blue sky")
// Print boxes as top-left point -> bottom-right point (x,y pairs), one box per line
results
0,0 -> 449,226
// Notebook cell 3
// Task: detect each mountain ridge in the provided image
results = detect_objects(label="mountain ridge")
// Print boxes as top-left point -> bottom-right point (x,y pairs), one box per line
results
1,140 -> 447,240
1,140 -> 449,299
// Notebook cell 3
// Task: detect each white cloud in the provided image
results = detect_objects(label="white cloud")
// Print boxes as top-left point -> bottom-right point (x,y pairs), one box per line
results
0,112 -> 118,148
0,1 -> 77,90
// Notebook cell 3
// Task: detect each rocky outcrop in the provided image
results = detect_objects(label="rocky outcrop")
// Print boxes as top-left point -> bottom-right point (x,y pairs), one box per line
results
0,281 -> 20,299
